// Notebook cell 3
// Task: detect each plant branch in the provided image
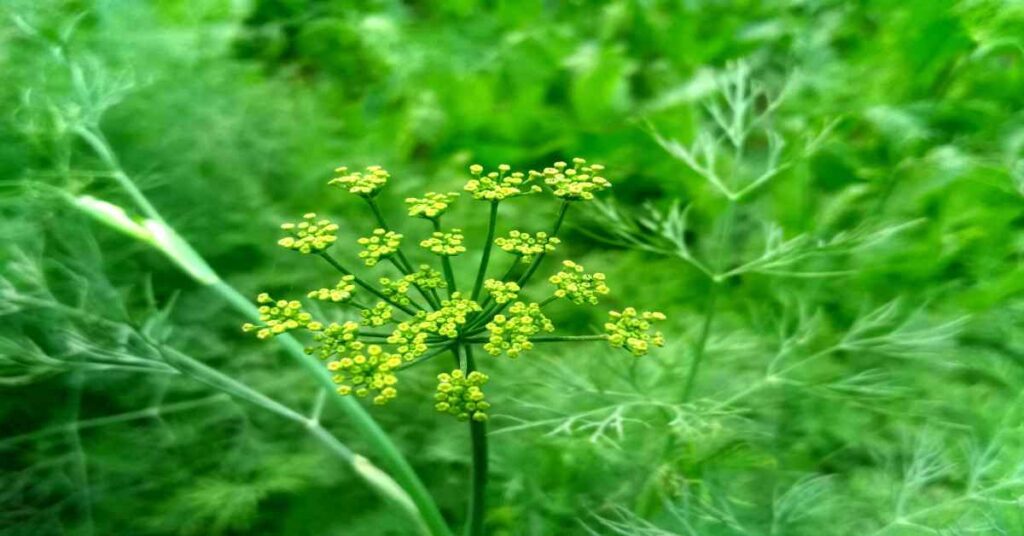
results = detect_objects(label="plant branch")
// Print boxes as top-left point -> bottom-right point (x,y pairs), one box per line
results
366,197 -> 441,309
317,252 -> 420,315
395,344 -> 457,371
470,201 -> 499,301
432,218 -> 459,297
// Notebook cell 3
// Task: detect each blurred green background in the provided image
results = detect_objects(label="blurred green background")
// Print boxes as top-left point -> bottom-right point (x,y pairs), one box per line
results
2,0 -> 1023,534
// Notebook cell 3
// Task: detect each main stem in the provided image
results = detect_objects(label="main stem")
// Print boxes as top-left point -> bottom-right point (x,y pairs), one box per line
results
461,344 -> 488,536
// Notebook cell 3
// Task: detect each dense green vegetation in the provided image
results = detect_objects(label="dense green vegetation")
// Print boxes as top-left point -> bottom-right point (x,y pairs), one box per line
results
2,1 -> 1023,534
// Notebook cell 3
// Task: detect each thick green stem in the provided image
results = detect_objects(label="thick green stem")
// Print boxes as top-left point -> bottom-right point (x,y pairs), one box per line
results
461,345 -> 488,536
471,201 -> 499,301
318,252 -> 420,315
158,345 -> 428,530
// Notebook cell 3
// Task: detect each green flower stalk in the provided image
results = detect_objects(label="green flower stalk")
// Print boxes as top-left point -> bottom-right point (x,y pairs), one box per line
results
242,157 -> 666,535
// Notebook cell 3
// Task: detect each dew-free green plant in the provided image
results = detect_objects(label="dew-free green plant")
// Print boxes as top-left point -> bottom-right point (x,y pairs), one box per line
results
243,159 -> 667,534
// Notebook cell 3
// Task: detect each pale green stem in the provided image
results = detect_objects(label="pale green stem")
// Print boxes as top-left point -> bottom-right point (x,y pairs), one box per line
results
538,295 -> 559,308
157,345 -> 427,526
213,281 -> 450,536
67,127 -> 452,536
681,198 -> 735,400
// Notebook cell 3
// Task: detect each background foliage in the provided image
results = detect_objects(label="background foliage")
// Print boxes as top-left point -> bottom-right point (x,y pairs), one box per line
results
2,0 -> 1023,534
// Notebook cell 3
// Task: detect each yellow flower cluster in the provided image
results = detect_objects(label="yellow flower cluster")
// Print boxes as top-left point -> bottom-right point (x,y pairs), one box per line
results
357,228 -> 402,266
329,165 -> 389,196
242,293 -> 323,339
604,308 -> 667,356
483,301 -> 555,358
379,266 -> 447,305
534,158 -> 611,200
405,192 -> 460,219
494,230 -> 560,263
387,316 -> 431,361
483,279 -> 520,304
378,276 -> 414,306
307,275 -> 356,302
464,164 -> 542,201
406,265 -> 447,289
434,370 -> 490,422
311,322 -> 401,405
548,260 -> 610,305
421,229 -> 467,256
422,293 -> 482,338
360,302 -> 394,327
326,341 -> 401,405
307,320 -> 360,360
278,213 -> 339,254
